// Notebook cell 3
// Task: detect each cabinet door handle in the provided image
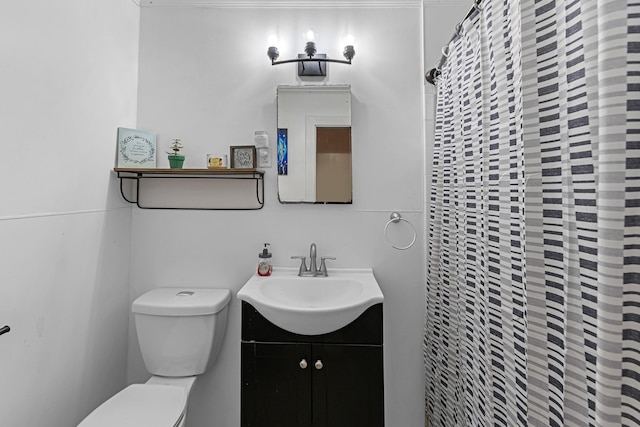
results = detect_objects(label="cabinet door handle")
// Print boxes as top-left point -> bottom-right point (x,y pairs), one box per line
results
314,360 -> 323,370
299,359 -> 308,369
0,325 -> 10,337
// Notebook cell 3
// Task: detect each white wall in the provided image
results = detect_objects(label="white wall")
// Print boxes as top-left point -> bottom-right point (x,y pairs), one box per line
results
0,1 -> 139,425
0,0 -> 473,425
130,4 -> 427,426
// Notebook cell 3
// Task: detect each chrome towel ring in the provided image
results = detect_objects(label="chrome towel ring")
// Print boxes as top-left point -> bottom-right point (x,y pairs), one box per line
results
384,212 -> 417,250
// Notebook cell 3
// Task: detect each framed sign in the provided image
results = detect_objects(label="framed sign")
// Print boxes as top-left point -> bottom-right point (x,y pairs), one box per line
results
230,145 -> 257,169
116,128 -> 156,168
277,128 -> 288,175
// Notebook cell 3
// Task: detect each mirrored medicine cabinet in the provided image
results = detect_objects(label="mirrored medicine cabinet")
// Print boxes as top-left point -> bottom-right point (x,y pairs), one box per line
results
276,85 -> 352,203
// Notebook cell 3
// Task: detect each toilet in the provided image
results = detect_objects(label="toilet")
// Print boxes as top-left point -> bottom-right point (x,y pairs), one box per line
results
78,287 -> 231,427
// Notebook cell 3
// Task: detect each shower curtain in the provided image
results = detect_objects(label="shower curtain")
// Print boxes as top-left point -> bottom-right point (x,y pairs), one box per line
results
425,1 -> 640,426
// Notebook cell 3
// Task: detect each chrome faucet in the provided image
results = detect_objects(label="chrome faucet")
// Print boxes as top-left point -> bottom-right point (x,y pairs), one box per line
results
309,243 -> 317,273
291,243 -> 336,277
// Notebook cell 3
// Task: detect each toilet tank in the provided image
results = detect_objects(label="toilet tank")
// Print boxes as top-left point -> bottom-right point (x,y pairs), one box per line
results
132,288 -> 231,377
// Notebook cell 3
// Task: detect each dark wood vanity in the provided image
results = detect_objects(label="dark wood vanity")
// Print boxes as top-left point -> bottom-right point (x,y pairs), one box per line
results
241,301 -> 384,427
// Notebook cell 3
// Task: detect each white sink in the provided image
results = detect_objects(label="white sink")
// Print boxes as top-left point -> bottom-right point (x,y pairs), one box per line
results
237,267 -> 383,335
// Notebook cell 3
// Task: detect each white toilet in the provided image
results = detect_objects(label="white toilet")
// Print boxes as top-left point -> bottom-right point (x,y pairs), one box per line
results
78,287 -> 231,427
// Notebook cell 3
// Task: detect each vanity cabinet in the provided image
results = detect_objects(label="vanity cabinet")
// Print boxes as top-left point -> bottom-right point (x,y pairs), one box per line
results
241,302 -> 384,427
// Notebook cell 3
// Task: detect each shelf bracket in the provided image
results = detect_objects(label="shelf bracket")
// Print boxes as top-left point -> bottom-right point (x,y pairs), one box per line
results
114,168 -> 265,210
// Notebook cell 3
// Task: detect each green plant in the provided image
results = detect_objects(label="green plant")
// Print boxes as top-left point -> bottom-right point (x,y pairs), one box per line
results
166,138 -> 183,156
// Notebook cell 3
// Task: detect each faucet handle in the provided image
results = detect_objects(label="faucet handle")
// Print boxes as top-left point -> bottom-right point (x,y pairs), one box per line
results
319,256 -> 336,277
291,256 -> 308,275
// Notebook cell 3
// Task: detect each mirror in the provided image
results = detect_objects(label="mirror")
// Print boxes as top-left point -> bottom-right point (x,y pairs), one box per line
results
277,85 -> 352,203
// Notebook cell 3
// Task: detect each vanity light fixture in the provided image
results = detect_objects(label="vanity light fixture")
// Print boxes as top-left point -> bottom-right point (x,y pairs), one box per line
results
267,32 -> 355,77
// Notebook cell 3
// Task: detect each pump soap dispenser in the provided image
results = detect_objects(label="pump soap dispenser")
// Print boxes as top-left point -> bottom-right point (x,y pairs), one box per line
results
258,243 -> 272,276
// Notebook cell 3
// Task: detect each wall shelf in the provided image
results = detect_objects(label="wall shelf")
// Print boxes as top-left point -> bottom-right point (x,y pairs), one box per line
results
113,168 -> 265,210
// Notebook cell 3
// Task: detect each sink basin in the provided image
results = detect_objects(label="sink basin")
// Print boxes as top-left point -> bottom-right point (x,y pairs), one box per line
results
237,267 -> 383,335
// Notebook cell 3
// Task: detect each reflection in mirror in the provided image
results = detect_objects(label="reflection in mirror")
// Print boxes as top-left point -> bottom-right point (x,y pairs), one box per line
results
277,85 -> 352,203
316,127 -> 352,202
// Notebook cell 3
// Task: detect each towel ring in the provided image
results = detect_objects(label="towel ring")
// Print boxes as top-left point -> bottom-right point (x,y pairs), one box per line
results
384,212 -> 417,250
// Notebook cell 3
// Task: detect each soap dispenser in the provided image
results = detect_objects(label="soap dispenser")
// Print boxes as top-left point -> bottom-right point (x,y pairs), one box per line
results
258,243 -> 272,276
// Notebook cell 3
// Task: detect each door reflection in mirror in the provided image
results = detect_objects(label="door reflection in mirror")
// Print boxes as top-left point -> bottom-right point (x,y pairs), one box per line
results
316,127 -> 352,203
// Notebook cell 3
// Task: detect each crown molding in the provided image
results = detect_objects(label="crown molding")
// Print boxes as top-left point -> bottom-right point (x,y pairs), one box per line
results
137,0 -> 422,8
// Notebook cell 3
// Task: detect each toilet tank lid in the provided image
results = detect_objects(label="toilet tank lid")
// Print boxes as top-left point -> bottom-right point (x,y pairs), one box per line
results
132,288 -> 231,316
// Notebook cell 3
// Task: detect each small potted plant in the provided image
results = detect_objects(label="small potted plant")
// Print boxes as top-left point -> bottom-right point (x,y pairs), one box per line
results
166,138 -> 185,169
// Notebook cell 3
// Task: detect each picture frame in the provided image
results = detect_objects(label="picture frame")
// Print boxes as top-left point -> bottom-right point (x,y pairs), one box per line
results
230,145 -> 257,169
116,127 -> 156,168
277,128 -> 288,175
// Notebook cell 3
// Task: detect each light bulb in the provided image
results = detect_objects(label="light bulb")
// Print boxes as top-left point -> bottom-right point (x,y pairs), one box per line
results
267,34 -> 278,47
343,34 -> 355,46
304,30 -> 316,42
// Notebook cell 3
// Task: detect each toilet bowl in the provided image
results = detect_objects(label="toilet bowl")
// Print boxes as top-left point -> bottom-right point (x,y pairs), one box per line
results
78,288 -> 231,427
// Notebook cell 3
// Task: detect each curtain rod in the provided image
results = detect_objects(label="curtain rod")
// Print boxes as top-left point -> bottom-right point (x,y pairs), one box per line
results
425,0 -> 482,85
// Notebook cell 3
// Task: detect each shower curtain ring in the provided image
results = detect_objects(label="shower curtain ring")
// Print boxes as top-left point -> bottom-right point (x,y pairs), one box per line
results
441,46 -> 449,57
473,0 -> 482,11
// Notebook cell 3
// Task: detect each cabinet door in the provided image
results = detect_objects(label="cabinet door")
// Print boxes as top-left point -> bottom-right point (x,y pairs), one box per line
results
241,342 -> 311,427
312,344 -> 384,427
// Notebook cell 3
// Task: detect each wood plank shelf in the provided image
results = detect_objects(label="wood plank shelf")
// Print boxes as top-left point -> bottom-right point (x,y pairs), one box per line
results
114,167 -> 264,176
113,168 -> 265,210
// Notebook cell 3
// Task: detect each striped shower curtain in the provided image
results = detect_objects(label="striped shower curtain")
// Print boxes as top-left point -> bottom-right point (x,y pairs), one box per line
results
425,1 -> 640,426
